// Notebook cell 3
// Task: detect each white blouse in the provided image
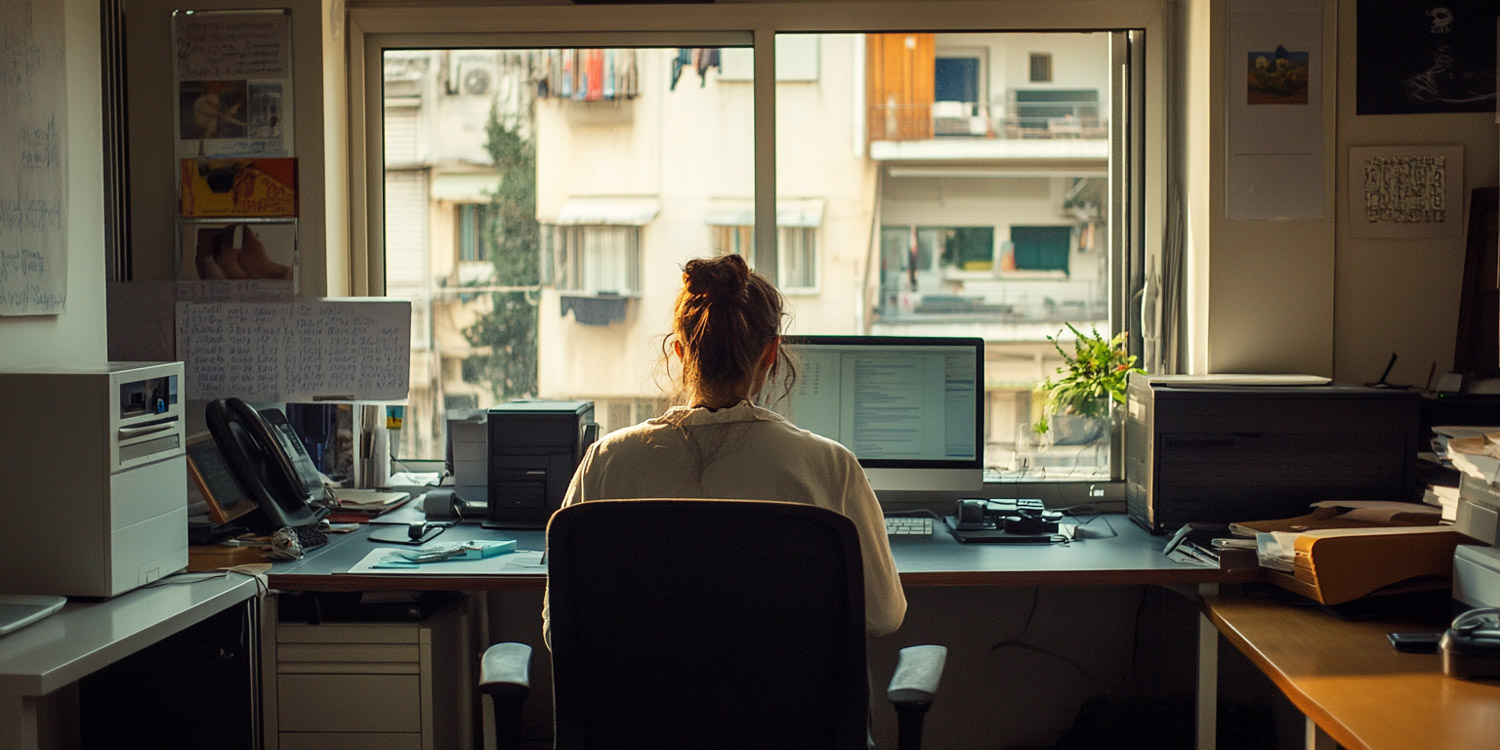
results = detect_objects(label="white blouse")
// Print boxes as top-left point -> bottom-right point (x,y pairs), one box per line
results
544,400 -> 907,640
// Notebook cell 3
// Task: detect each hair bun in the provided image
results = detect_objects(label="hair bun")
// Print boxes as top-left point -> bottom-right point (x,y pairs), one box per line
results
682,254 -> 749,297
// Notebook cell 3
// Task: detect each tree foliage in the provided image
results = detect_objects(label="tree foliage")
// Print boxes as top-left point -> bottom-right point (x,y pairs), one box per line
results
461,103 -> 538,400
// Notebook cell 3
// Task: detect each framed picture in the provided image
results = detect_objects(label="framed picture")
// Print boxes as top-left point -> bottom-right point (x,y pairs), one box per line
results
1346,145 -> 1464,238
1454,187 -> 1500,379
1356,0 -> 1498,115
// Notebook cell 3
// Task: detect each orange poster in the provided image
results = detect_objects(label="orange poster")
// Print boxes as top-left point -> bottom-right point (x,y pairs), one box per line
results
180,157 -> 298,217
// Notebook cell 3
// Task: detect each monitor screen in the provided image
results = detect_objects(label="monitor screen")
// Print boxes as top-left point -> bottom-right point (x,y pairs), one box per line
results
769,335 -> 984,494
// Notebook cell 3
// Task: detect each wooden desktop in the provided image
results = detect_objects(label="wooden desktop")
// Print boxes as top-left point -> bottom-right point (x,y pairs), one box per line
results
1203,594 -> 1500,750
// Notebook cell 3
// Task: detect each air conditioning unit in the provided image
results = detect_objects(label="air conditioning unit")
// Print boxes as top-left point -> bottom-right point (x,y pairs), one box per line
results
452,54 -> 498,96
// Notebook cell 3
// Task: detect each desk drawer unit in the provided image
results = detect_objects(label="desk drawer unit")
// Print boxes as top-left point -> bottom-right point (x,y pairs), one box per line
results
267,604 -> 468,750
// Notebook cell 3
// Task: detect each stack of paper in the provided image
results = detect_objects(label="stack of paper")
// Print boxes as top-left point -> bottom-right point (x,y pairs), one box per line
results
1255,532 -> 1299,572
1422,484 -> 1461,522
1435,426 -> 1500,483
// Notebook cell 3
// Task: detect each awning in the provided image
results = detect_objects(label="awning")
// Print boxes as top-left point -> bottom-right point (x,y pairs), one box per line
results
550,198 -> 661,226
704,198 -> 825,228
431,173 -> 500,203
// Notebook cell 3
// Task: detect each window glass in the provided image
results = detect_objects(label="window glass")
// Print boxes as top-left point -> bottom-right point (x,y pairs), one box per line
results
381,45 -> 751,453
778,32 -> 1116,482
380,30 -> 1132,484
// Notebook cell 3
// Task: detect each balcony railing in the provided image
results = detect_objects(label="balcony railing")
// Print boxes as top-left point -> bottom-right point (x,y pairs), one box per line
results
871,102 -> 1107,143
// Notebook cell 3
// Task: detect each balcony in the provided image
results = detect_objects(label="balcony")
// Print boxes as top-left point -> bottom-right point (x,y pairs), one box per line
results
868,89 -> 1108,166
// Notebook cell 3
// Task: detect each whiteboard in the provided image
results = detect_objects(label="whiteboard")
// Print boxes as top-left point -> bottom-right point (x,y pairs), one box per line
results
176,299 -> 412,402
0,0 -> 67,315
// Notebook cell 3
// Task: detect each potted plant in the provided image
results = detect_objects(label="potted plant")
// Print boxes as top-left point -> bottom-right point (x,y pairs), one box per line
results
1034,323 -> 1146,445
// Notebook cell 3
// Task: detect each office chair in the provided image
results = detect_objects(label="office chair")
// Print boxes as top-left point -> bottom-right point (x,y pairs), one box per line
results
478,498 -> 947,750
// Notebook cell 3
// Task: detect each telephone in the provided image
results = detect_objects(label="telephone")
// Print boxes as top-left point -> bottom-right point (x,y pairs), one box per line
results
204,397 -> 330,533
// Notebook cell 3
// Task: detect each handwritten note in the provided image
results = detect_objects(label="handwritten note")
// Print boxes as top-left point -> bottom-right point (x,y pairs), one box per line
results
176,299 -> 412,402
174,12 -> 290,81
0,0 -> 67,315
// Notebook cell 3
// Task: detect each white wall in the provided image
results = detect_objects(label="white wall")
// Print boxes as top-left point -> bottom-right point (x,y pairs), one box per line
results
1331,1 -> 1498,387
1184,0 -> 1499,382
0,0 -> 108,371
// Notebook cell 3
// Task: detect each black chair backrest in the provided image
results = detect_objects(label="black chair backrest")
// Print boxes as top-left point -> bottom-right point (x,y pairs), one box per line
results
546,498 -> 870,750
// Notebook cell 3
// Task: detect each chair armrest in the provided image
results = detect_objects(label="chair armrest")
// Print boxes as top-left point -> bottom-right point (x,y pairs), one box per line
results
886,644 -> 948,705
479,642 -> 534,699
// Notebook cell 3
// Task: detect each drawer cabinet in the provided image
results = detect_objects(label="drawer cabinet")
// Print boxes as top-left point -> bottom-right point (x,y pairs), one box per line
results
264,600 -> 470,750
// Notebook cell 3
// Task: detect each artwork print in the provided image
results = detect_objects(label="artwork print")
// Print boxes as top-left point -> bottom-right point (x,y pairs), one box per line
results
179,221 -> 296,282
1357,0 -> 1498,114
1362,155 -> 1447,222
1347,145 -> 1464,238
1247,45 -> 1311,104
179,80 -> 249,140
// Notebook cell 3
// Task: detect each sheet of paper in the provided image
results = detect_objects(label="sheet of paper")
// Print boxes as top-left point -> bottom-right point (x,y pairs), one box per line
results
1433,425 -> 1500,440
1255,532 -> 1298,572
347,547 -> 544,575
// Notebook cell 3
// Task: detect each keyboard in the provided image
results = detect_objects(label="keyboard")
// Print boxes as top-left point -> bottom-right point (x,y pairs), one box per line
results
884,515 -> 934,537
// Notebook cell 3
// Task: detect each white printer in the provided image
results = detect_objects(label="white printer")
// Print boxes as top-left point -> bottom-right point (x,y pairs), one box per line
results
0,362 -> 188,597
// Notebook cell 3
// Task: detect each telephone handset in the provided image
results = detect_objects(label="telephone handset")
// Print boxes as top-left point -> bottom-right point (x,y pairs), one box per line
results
205,397 -> 328,533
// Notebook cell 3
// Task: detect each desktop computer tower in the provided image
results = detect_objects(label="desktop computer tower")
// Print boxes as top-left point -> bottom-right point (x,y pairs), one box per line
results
486,400 -> 597,528
0,362 -> 189,597
1125,376 -> 1421,534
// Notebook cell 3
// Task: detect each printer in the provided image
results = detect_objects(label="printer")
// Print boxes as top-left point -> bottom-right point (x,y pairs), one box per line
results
1124,375 -> 1421,533
486,400 -> 598,528
0,362 -> 189,597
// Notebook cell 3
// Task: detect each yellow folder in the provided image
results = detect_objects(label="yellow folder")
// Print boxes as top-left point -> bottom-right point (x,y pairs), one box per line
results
1266,526 -> 1463,605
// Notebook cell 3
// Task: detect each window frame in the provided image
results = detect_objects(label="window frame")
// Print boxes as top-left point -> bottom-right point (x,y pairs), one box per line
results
456,202 -> 493,264
552,224 -> 642,295
347,2 -> 1165,502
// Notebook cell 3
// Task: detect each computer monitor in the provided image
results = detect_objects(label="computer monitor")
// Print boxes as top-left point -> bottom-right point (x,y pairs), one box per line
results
769,335 -> 985,494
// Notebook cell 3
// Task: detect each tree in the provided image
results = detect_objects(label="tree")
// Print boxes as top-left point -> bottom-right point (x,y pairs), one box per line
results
461,102 -> 538,400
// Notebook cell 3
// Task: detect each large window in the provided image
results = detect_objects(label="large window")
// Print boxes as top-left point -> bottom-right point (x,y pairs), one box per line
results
363,8 -> 1150,495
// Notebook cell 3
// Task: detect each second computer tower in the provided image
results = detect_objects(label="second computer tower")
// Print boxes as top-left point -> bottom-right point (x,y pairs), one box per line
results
486,400 -> 597,528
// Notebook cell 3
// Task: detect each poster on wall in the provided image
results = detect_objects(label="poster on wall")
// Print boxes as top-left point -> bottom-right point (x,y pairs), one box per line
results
180,157 -> 298,217
1225,0 -> 1324,221
0,0 -> 67,316
176,220 -> 297,302
1346,145 -> 1465,238
1357,0 -> 1497,115
173,9 -> 293,159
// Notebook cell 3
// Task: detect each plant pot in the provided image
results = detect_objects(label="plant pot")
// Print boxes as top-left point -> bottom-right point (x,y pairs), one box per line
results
1047,413 -> 1109,445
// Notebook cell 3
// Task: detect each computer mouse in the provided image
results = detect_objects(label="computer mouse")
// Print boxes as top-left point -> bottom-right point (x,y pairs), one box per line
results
408,521 -> 428,541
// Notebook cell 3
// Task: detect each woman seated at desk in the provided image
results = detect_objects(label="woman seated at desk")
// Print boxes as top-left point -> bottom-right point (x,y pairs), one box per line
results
543,254 -> 905,641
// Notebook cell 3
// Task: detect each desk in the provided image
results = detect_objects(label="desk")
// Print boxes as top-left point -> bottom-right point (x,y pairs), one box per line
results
1203,595 -> 1500,750
265,516 -> 1258,749
268,516 -> 1261,592
0,574 -> 262,750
